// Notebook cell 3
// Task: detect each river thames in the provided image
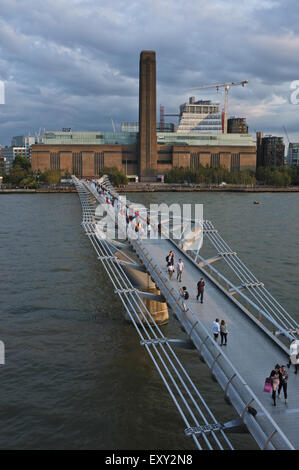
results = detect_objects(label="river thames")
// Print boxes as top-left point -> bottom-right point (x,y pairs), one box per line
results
0,192 -> 298,449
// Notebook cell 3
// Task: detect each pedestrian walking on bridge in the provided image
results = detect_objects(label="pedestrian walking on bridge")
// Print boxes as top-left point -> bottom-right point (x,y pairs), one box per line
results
287,339 -> 298,374
270,364 -> 281,406
168,264 -> 174,280
177,259 -> 184,282
166,251 -> 174,268
220,320 -> 228,346
278,365 -> 288,404
196,278 -> 205,303
212,319 -> 220,343
180,286 -> 189,312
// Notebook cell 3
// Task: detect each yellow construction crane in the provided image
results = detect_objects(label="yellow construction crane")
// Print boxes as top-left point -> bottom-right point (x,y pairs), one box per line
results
189,81 -> 248,134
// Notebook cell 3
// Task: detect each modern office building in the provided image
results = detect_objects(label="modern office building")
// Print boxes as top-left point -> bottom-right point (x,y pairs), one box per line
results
31,51 -> 257,179
0,148 -> 20,175
11,136 -> 25,147
24,136 -> 40,160
0,156 -> 5,176
176,97 -> 222,134
11,134 -> 43,160
2,146 -> 27,170
256,132 -> 264,168
228,117 -> 248,134
287,143 -> 299,167
256,135 -> 285,167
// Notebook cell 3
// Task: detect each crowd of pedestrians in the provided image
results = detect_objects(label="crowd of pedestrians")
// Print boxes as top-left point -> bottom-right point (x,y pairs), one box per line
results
164,241 -> 299,412
93,181 -> 158,241
165,249 -> 230,346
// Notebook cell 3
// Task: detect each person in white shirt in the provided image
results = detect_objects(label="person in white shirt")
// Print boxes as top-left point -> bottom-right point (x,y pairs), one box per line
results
176,259 -> 184,282
287,339 -> 299,374
212,319 -> 220,342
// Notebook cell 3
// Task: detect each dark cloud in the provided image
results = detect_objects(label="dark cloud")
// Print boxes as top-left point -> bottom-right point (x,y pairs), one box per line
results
0,0 -> 298,145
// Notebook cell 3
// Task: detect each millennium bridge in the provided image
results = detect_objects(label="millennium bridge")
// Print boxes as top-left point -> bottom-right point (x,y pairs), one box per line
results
73,175 -> 299,451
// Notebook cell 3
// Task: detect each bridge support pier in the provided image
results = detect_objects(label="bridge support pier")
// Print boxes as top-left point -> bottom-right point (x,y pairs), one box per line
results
116,250 -> 169,325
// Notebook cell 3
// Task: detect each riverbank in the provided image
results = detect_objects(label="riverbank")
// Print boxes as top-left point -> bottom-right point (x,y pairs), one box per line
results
119,183 -> 299,193
1,184 -> 299,193
0,188 -> 77,194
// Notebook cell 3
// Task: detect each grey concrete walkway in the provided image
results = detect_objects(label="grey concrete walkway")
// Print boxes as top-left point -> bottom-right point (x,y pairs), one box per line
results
142,237 -> 299,449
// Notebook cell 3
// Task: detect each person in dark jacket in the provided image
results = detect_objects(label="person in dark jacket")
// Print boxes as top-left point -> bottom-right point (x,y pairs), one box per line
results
278,365 -> 288,404
166,251 -> 174,267
196,278 -> 205,303
179,286 -> 189,300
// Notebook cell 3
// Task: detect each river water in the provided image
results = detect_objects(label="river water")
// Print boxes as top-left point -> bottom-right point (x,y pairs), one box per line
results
0,192 -> 298,450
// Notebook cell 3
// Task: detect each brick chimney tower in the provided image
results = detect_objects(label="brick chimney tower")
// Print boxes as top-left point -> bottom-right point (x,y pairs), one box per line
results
138,51 -> 157,179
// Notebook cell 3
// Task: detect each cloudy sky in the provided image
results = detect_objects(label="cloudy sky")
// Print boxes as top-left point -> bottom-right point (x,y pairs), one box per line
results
0,0 -> 298,146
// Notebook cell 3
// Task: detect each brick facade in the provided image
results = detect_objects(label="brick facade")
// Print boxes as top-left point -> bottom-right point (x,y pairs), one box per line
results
31,144 -> 138,177
31,143 -> 256,177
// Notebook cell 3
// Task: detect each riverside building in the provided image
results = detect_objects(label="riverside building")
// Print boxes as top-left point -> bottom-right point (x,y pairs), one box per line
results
287,143 -> 299,167
31,51 -> 257,180
176,97 -> 222,134
2,146 -> 27,172
256,135 -> 285,168
227,117 -> 248,134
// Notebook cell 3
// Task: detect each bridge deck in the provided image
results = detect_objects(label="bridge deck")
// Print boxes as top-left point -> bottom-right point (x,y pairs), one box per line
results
142,237 -> 299,449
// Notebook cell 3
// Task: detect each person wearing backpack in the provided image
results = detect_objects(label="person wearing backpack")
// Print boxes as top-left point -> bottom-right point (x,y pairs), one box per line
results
180,287 -> 189,312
